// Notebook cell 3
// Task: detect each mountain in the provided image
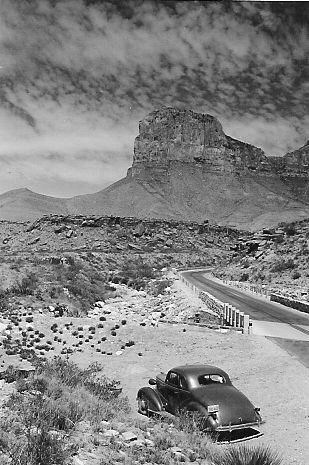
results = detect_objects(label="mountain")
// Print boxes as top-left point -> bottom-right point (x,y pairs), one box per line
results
70,107 -> 309,229
0,107 -> 309,229
0,188 -> 69,222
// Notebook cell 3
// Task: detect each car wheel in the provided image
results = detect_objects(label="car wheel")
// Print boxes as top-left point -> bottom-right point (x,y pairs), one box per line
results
184,403 -> 209,430
137,393 -> 150,416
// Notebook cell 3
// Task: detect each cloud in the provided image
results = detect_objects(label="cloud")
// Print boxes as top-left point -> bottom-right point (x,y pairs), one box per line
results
0,0 -> 308,196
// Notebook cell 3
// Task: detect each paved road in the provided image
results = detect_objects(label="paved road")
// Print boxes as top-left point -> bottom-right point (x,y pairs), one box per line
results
183,270 -> 309,368
183,271 -> 309,325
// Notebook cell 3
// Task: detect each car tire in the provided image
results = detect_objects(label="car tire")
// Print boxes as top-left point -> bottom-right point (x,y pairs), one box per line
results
137,393 -> 151,416
184,403 -> 209,430
137,387 -> 162,417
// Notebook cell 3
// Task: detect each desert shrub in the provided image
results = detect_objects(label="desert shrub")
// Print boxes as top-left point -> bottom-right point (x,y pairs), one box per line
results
51,257 -> 110,312
270,258 -> 295,273
148,279 -> 172,296
0,397 -> 71,465
239,272 -> 249,282
34,358 -> 124,402
11,273 -> 38,296
212,443 -> 282,465
282,222 -> 297,236
11,428 -> 69,465
241,259 -> 250,268
0,358 -> 130,464
0,292 -> 9,312
49,286 -> 62,299
111,256 -> 160,290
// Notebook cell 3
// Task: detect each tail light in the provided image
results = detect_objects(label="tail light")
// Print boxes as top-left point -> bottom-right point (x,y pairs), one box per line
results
255,407 -> 262,423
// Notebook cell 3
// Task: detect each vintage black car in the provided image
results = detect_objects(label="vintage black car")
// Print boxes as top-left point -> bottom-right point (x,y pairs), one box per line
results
137,364 -> 263,442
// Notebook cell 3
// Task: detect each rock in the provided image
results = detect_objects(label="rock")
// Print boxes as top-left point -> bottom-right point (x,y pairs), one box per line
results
103,429 -> 120,437
170,447 -> 182,454
133,223 -> 145,237
144,438 -> 155,447
54,226 -> 66,234
128,243 -> 142,251
66,229 -> 73,238
100,420 -> 110,428
95,301 -> 105,308
73,457 -> 86,465
121,431 -> 138,442
170,447 -> 187,462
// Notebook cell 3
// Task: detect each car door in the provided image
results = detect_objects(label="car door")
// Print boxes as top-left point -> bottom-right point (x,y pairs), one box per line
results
162,371 -> 191,414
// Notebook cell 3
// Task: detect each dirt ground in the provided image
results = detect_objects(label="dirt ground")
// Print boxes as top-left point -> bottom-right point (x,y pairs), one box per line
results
72,282 -> 309,465
1,280 -> 308,465
80,327 -> 309,465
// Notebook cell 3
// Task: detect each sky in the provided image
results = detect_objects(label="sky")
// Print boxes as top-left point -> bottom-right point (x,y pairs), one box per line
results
0,0 -> 308,197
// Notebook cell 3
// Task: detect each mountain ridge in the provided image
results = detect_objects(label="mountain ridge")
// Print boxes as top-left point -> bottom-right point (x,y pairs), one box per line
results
1,107 -> 308,229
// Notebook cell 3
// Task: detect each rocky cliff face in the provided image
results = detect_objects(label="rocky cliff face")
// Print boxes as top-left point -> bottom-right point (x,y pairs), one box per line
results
129,107 -> 308,200
129,107 -> 273,181
268,141 -> 309,202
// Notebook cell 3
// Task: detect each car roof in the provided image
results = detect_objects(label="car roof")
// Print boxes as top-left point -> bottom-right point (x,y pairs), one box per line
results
171,364 -> 230,379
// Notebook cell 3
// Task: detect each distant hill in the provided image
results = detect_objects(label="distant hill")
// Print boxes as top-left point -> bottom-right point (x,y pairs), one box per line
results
0,108 -> 308,230
0,188 -> 69,221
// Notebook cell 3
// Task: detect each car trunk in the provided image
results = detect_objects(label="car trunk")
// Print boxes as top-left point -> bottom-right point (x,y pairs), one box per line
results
191,385 -> 258,427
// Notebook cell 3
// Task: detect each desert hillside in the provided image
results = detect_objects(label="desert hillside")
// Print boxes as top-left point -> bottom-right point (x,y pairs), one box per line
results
0,188 -> 70,221
214,218 -> 309,302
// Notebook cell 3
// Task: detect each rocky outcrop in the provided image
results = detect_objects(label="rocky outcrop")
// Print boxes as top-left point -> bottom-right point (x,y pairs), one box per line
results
268,142 -> 309,202
129,107 -> 272,180
128,107 -> 309,205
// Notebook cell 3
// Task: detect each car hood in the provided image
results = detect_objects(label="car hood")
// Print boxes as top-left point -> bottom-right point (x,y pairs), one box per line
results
191,385 -> 258,426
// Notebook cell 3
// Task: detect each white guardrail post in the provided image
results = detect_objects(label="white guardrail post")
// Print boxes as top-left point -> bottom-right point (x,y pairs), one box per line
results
230,306 -> 235,326
235,308 -> 240,327
179,272 -> 253,335
243,314 -> 250,334
223,303 -> 228,325
239,311 -> 244,329
228,305 -> 233,326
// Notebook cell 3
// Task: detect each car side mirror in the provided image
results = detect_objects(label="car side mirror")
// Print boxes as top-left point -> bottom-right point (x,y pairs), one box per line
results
148,378 -> 156,386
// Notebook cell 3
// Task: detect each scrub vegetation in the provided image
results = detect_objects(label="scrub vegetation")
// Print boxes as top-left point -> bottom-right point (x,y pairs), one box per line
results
0,359 -> 282,465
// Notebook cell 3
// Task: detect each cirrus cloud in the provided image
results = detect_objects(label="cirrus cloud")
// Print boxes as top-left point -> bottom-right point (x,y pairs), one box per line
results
0,0 -> 308,196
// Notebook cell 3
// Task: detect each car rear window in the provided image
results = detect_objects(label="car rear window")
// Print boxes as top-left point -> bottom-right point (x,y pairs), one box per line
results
198,374 -> 226,385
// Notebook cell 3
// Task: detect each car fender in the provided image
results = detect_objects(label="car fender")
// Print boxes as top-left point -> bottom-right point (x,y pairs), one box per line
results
184,401 -> 216,430
137,386 -> 164,412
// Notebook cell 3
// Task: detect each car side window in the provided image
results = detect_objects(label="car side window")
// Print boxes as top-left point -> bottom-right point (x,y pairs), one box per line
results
166,371 -> 179,387
178,375 -> 188,390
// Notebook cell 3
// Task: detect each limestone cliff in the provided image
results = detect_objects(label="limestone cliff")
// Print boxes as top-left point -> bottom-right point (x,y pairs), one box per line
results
128,107 -> 309,203
129,107 -> 271,180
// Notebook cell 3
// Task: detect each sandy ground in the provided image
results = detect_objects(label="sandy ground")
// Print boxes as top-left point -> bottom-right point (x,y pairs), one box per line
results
70,283 -> 309,465
1,280 -> 308,464
65,319 -> 309,465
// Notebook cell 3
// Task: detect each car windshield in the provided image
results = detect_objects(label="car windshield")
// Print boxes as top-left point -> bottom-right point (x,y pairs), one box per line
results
198,374 -> 226,385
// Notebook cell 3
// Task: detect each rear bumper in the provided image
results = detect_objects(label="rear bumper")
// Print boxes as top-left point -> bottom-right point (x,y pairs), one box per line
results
207,421 -> 264,443
215,421 -> 263,432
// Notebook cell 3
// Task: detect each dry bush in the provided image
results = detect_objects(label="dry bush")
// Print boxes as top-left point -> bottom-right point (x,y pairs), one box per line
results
212,444 -> 282,465
0,358 -> 129,465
